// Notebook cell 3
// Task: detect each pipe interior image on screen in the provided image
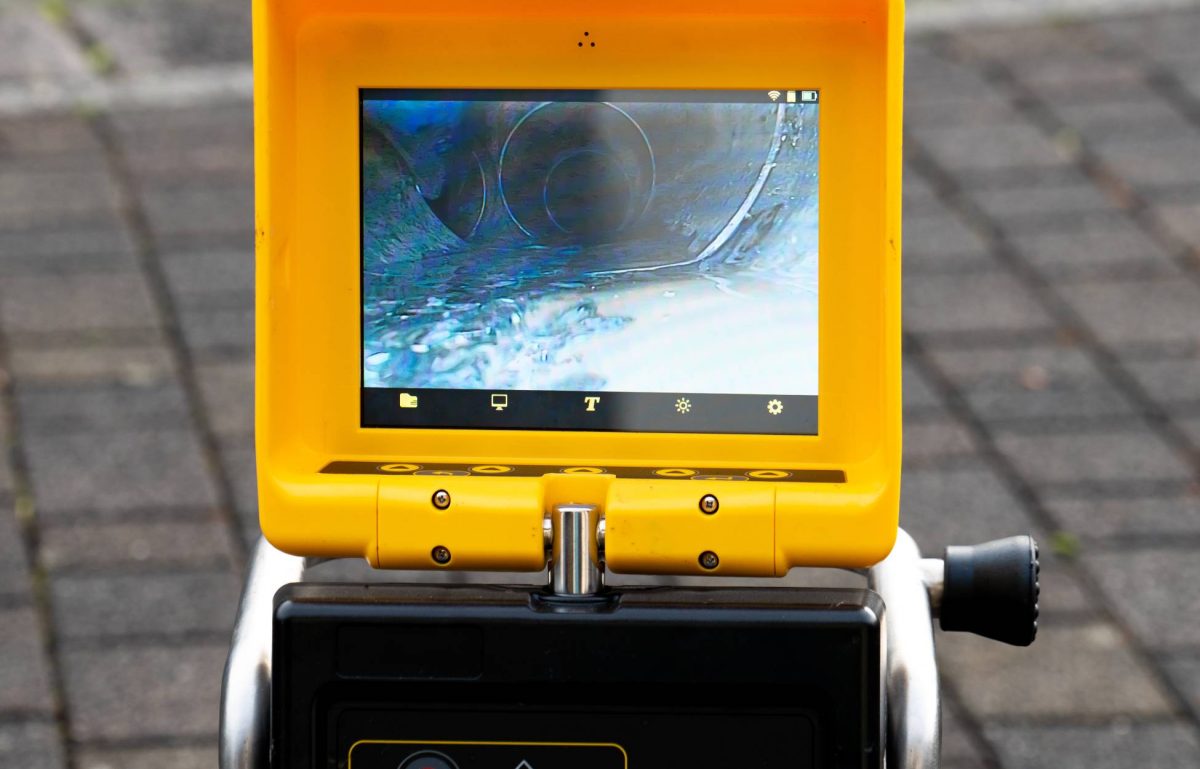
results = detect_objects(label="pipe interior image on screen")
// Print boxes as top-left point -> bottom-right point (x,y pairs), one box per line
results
360,89 -> 820,435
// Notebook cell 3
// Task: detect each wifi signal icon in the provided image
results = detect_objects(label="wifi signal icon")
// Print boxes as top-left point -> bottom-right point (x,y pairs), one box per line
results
767,90 -> 782,102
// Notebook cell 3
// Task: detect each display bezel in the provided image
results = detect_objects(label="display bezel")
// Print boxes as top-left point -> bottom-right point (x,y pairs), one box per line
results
253,0 -> 904,567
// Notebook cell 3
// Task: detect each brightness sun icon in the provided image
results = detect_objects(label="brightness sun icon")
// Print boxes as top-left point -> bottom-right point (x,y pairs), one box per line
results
675,398 -> 692,414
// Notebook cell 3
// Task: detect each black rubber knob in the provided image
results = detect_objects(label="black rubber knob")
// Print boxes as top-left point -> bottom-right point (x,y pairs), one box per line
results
940,535 -> 1040,647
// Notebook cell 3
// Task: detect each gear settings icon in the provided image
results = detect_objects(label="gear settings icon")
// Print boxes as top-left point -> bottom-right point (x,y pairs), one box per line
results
766,399 -> 784,416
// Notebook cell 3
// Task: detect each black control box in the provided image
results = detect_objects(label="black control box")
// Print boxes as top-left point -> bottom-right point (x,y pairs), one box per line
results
272,584 -> 883,769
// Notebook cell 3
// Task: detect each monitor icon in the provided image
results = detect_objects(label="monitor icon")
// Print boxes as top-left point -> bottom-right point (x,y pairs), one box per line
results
491,393 -> 509,412
398,392 -> 419,409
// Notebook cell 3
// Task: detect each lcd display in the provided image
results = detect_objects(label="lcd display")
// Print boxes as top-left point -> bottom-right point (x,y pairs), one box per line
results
361,89 -> 819,434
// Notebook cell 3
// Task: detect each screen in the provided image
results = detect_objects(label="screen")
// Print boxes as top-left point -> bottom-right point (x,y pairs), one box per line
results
361,89 -> 819,434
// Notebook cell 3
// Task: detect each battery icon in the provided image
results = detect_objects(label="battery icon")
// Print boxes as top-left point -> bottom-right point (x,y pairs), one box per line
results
786,90 -> 797,103
801,90 -> 819,102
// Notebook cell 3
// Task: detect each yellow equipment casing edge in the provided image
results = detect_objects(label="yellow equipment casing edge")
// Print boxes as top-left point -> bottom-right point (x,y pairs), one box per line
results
253,0 -> 904,574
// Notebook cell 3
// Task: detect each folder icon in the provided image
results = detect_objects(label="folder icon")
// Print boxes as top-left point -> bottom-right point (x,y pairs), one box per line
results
398,393 -> 419,409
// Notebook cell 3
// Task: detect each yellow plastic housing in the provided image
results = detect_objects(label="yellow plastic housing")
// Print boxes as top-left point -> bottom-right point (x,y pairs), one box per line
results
253,0 -> 905,574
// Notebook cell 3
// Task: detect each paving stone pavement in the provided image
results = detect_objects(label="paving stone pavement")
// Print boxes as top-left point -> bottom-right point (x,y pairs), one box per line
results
1,1 -> 1200,767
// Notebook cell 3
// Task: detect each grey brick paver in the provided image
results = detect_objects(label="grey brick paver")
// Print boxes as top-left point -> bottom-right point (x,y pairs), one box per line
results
988,723 -> 1200,769
0,722 -> 67,769
7,343 -> 175,387
0,273 -> 161,337
1099,10 -> 1200,67
73,0 -> 251,72
1163,654 -> 1200,716
902,170 -> 942,217
62,642 -> 227,742
941,699 -> 988,768
139,183 -> 254,242
1006,217 -> 1179,280
1122,356 -> 1200,406
0,114 -> 99,156
901,465 -> 1040,552
0,247 -> 139,279
1054,90 -> 1199,142
0,4 -> 90,85
994,426 -> 1194,490
111,102 -> 253,142
939,622 -> 1174,718
114,103 -> 252,178
903,212 -> 997,273
1177,63 -> 1200,102
1059,277 -> 1200,350
1009,55 -> 1146,94
905,89 -> 1020,130
1181,415 -> 1200,447
51,571 -> 239,639
1091,136 -> 1200,189
161,248 -> 255,302
0,171 -> 120,229
24,429 -> 219,516
947,25 -> 1086,62
1047,494 -> 1200,542
0,222 -> 137,276
215,442 -> 260,545
40,520 -> 236,571
905,48 -> 1002,110
902,360 -> 945,414
1087,548 -> 1200,649
0,412 -> 13,498
963,174 -> 1117,229
0,503 -> 32,600
14,382 -> 191,435
0,607 -> 56,714
901,418 -> 978,464
1155,200 -> 1200,250
904,270 -> 1058,335
194,361 -> 253,438
927,344 -> 1138,425
126,148 -> 255,183
76,745 -> 217,769
178,306 -> 254,357
915,121 -> 1072,175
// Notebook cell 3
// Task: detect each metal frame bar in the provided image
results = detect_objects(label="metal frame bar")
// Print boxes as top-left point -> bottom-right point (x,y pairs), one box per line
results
869,530 -> 942,769
218,541 -> 308,769
219,529 -> 942,769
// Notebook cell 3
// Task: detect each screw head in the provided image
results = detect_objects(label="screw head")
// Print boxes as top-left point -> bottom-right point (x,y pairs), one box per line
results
432,489 -> 451,509
699,551 -> 720,570
431,545 -> 452,565
699,494 -> 719,515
